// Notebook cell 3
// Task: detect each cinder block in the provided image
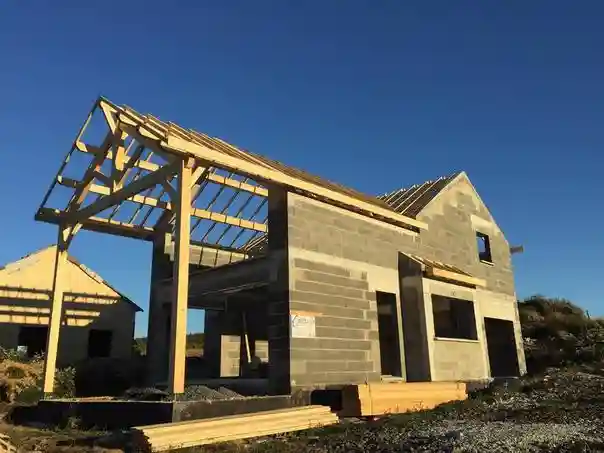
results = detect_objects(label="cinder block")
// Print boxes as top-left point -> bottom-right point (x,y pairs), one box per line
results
315,326 -> 367,340
301,270 -> 369,290
314,316 -> 371,331
289,301 -> 365,319
290,290 -> 370,310
291,337 -> 373,351
294,258 -> 350,277
294,281 -> 365,300
290,348 -> 368,362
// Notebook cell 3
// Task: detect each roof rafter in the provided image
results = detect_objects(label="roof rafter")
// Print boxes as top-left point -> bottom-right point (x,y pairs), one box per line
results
36,98 -> 271,255
37,96 -> 427,263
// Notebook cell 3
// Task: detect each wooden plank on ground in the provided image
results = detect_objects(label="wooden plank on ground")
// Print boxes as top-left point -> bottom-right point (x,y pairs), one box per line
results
339,381 -> 467,417
132,405 -> 338,452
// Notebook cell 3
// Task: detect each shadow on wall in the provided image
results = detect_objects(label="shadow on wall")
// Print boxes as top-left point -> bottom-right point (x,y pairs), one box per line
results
0,285 -> 136,368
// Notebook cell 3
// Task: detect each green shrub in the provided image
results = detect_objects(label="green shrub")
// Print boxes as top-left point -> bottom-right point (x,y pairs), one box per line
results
14,385 -> 43,404
55,367 -> 76,398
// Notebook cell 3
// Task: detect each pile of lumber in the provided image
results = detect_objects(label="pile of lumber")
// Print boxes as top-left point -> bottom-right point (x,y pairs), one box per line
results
131,405 -> 338,452
339,381 -> 467,417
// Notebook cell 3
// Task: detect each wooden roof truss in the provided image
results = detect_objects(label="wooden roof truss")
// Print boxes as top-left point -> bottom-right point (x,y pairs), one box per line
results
36,97 -> 426,254
36,98 -> 270,256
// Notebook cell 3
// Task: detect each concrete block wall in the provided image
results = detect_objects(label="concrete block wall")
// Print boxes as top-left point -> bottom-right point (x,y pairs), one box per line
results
400,276 -> 431,382
220,335 -> 241,377
422,278 -> 489,381
266,177 -> 526,391
267,190 -> 414,392
287,258 -> 380,388
416,175 -> 516,296
255,340 -> 269,363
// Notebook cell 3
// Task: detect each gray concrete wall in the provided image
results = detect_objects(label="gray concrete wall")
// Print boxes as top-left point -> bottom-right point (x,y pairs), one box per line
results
415,174 -> 515,296
415,174 -> 525,376
268,176 -> 524,390
400,276 -> 431,382
421,278 -> 489,381
267,190 -> 416,392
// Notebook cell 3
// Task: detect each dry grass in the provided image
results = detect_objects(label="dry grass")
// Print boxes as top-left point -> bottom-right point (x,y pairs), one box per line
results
0,419 -> 124,453
0,359 -> 43,403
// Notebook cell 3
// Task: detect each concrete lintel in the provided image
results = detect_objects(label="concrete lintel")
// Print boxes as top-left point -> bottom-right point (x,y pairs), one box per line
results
155,256 -> 273,303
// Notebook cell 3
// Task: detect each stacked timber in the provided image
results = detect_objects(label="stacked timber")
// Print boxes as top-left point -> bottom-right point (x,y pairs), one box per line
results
131,405 -> 338,452
340,381 -> 467,417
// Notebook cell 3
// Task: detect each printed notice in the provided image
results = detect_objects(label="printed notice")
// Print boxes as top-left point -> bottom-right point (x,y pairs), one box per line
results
290,313 -> 316,338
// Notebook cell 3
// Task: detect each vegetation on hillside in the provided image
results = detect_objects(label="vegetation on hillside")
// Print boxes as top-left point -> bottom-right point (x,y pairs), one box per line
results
518,295 -> 604,373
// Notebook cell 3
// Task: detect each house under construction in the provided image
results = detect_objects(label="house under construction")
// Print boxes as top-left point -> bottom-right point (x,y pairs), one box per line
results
36,97 -> 526,396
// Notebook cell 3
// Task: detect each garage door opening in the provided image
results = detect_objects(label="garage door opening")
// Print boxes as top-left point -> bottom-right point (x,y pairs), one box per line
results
484,317 -> 520,377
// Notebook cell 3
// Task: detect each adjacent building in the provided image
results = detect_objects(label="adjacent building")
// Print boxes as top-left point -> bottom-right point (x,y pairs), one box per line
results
0,246 -> 141,366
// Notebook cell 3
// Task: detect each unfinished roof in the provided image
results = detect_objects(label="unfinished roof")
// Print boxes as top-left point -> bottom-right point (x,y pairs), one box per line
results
404,253 -> 486,288
35,97 -> 425,256
378,172 -> 462,218
0,246 -> 142,311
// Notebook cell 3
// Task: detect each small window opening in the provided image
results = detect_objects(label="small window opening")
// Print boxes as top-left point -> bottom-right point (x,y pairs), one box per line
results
476,232 -> 492,263
432,295 -> 477,340
87,329 -> 113,358
17,326 -> 48,358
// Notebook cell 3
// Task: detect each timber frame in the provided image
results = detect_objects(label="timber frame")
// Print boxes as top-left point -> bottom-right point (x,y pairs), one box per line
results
35,97 -> 426,395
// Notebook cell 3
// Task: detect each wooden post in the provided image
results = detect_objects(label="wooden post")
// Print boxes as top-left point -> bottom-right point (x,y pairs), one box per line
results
167,158 -> 193,394
42,226 -> 71,395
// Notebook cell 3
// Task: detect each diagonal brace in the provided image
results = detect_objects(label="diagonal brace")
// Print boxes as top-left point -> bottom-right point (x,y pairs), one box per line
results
68,161 -> 180,225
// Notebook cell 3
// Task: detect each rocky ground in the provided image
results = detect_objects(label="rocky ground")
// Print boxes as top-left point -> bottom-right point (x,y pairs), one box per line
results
2,365 -> 604,452
208,365 -> 604,453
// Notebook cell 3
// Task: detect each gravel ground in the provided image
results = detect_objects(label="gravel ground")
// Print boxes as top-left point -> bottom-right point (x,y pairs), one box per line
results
206,366 -> 604,453
2,366 -> 604,452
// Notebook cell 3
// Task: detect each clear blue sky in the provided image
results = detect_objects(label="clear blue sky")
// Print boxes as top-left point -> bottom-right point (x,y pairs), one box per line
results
0,1 -> 602,337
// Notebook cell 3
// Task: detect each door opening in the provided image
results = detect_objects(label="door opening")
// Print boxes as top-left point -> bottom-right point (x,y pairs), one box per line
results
17,325 -> 48,358
484,317 -> 520,377
376,291 -> 402,377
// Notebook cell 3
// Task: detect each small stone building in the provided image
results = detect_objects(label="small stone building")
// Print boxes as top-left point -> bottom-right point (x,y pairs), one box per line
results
0,246 -> 141,366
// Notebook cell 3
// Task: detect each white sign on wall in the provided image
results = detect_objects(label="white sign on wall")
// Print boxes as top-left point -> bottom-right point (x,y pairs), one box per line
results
290,313 -> 316,338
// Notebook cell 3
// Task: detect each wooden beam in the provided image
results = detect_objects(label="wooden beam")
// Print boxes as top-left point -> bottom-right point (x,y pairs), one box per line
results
36,207 -> 155,240
65,132 -> 114,215
100,100 -> 118,132
168,159 -> 193,395
426,267 -> 486,288
56,177 -> 267,233
75,142 -> 268,197
163,135 -> 426,230
67,161 -> 180,225
152,165 -> 208,233
42,227 -> 70,394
